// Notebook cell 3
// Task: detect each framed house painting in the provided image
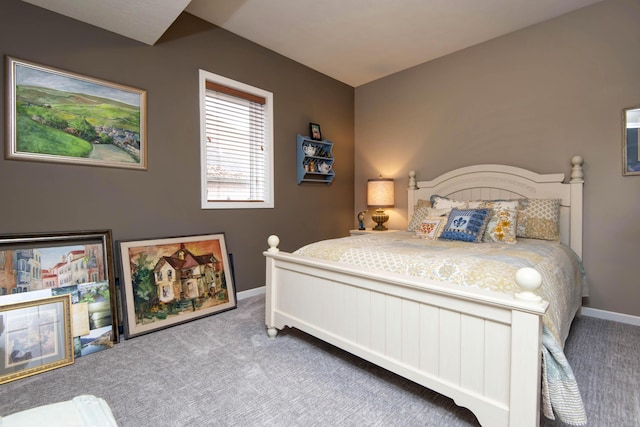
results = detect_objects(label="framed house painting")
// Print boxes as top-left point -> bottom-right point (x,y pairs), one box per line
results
0,230 -> 119,357
0,294 -> 74,384
119,233 -> 237,338
5,56 -> 147,170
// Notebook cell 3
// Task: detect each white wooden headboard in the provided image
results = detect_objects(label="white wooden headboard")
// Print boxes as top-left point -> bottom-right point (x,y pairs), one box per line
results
407,156 -> 584,258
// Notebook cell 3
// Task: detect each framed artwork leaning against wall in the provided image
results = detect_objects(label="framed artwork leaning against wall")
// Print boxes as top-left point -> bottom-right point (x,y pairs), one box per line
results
119,233 -> 237,338
0,294 -> 74,384
0,230 -> 119,356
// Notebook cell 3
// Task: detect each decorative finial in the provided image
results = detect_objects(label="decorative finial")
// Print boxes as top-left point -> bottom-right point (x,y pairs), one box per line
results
408,170 -> 416,190
570,155 -> 584,182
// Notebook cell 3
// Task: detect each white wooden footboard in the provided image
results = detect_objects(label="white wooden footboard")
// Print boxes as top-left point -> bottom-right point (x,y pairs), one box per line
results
264,236 -> 548,427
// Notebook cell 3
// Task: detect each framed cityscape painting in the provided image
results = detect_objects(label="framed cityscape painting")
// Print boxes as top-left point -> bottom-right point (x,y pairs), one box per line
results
5,56 -> 147,170
0,230 -> 119,357
119,233 -> 237,338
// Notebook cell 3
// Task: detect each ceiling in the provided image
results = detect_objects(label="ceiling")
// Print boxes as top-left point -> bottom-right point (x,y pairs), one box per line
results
21,0 -> 603,87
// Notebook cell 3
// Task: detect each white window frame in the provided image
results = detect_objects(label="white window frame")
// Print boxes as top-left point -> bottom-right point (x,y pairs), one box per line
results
199,70 -> 274,209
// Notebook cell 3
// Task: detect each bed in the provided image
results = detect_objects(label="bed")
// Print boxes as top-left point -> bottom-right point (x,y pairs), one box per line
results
263,157 -> 586,426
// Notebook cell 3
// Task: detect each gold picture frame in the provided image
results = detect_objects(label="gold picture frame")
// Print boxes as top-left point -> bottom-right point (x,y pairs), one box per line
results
5,56 -> 147,170
0,294 -> 74,384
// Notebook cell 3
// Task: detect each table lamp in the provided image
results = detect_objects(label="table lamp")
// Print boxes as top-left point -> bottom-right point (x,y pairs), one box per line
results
367,176 -> 394,231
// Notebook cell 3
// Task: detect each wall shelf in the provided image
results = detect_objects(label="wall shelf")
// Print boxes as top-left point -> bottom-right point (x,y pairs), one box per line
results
296,134 -> 335,184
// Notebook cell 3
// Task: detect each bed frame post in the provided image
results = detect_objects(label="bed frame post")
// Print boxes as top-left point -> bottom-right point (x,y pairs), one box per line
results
265,235 -> 280,338
509,310 -> 543,427
407,170 -> 417,219
569,155 -> 584,259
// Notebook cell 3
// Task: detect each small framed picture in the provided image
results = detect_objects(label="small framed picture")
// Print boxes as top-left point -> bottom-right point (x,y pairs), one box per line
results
119,233 -> 237,338
309,123 -> 322,140
0,294 -> 74,384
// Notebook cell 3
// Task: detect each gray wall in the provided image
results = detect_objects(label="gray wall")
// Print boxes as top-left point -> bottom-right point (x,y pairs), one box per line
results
355,0 -> 640,316
0,0 -> 355,292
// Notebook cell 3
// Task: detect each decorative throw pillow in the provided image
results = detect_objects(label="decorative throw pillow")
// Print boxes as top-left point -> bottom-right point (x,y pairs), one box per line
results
415,216 -> 447,240
516,198 -> 561,241
430,195 -> 468,211
478,200 -> 519,244
415,199 -> 432,209
407,206 -> 430,231
439,208 -> 492,243
407,206 -> 449,231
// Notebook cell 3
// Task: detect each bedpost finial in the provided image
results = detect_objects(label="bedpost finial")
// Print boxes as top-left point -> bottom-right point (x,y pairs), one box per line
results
267,235 -> 280,253
408,170 -> 417,190
514,267 -> 543,302
570,155 -> 584,182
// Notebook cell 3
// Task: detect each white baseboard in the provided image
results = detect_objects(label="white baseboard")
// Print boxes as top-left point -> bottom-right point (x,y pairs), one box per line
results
237,286 -> 266,300
582,307 -> 640,326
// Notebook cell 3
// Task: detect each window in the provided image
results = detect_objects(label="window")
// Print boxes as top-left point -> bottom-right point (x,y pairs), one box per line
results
199,70 -> 274,209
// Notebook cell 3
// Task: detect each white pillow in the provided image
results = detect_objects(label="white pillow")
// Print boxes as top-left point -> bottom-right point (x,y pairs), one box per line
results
431,195 -> 468,211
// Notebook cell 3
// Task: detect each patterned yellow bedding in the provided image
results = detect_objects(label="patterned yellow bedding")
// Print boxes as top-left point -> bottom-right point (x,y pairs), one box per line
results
294,232 -> 586,348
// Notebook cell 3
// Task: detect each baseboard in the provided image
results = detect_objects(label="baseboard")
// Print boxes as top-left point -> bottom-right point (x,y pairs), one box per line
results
237,286 -> 266,300
582,307 -> 640,326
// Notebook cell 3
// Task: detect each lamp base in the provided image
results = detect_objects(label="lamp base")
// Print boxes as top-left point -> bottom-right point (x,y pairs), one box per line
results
371,209 -> 389,231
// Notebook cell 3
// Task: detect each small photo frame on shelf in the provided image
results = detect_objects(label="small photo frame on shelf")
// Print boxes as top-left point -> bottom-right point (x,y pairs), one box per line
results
309,123 -> 322,140
119,233 -> 237,338
0,294 -> 74,385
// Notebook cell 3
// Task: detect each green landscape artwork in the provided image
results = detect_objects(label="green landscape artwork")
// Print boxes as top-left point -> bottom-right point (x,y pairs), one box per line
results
6,57 -> 147,170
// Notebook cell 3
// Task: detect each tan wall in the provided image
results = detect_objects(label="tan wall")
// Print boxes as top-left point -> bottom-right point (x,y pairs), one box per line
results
355,0 -> 640,316
0,0 -> 355,292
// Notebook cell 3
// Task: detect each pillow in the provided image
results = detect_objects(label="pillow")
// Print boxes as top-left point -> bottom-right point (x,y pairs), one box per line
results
407,206 -> 430,231
415,216 -> 447,240
407,206 -> 449,231
415,199 -> 432,209
430,195 -> 468,211
478,200 -> 519,244
439,209 -> 492,243
516,198 -> 561,241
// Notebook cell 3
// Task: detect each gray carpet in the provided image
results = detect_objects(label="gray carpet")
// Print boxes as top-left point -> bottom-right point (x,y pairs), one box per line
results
0,294 -> 638,426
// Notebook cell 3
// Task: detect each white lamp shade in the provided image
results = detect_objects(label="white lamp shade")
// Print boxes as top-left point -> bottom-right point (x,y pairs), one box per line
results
367,177 -> 394,208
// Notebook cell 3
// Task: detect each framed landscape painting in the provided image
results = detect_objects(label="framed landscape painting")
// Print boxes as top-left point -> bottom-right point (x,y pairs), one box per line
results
0,294 -> 74,384
119,233 -> 237,338
0,230 -> 119,356
5,56 -> 147,170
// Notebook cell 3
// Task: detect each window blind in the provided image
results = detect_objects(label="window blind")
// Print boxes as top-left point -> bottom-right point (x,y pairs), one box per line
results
204,83 -> 266,202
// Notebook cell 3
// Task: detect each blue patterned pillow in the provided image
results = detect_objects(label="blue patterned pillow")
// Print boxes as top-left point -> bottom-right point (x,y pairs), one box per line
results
439,208 -> 492,243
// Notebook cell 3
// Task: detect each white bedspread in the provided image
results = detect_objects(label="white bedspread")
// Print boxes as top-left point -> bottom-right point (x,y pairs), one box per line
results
294,232 -> 587,424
